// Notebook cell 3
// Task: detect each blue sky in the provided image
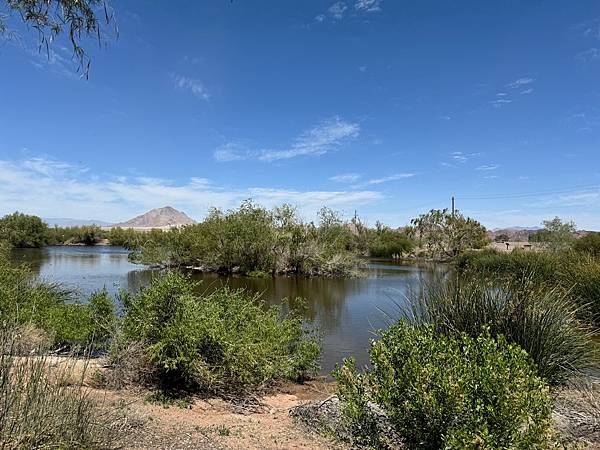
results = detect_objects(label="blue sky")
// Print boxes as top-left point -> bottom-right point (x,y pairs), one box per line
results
1,0 -> 599,229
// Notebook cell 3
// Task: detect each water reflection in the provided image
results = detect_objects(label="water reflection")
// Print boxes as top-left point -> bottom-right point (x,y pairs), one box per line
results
12,247 -> 442,372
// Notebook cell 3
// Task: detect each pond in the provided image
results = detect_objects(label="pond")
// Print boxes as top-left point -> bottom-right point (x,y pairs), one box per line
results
12,246 -> 443,373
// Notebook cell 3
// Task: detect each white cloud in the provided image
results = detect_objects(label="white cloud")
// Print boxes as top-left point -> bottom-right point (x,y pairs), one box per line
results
366,173 -> 415,185
576,48 -> 600,62
521,88 -> 534,95
507,77 -> 535,88
330,173 -> 362,183
476,164 -> 500,171
355,0 -> 382,12
328,2 -> 348,20
451,151 -> 481,162
215,118 -> 359,163
213,142 -> 253,162
491,99 -> 512,108
259,117 -> 360,161
171,74 -> 210,101
0,156 -> 382,222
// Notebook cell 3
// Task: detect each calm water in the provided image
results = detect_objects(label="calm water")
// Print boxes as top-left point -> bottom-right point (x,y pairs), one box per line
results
12,246 -> 441,373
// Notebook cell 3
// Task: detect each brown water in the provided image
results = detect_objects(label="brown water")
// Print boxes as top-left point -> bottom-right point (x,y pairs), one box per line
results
12,246 -> 442,373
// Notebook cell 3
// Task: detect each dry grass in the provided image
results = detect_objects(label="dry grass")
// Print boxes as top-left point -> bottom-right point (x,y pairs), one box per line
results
0,327 -> 109,449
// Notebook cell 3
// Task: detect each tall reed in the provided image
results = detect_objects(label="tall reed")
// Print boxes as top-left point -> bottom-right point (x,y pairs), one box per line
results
405,274 -> 596,385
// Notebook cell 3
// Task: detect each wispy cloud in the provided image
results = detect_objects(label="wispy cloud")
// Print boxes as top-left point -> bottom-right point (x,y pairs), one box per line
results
576,48 -> 600,63
213,142 -> 253,162
521,88 -> 534,95
330,173 -> 362,183
366,173 -> 415,185
476,164 -> 500,171
216,118 -> 358,162
314,0 -> 381,23
355,0 -> 382,12
171,74 -> 210,101
451,151 -> 481,162
507,77 -> 535,88
328,2 -> 348,20
260,117 -> 359,161
0,156 -> 383,222
491,98 -> 512,108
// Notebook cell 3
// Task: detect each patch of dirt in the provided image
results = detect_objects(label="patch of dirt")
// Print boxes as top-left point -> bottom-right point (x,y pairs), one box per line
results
92,380 -> 342,450
553,379 -> 600,447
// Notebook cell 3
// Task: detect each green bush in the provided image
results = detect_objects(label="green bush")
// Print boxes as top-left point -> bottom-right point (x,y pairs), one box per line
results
456,249 -> 600,325
335,323 -> 553,449
368,223 -> 414,258
119,271 -> 320,393
0,211 -> 49,248
407,275 -> 594,386
574,232 -> 600,257
0,252 -> 116,349
129,201 -> 363,276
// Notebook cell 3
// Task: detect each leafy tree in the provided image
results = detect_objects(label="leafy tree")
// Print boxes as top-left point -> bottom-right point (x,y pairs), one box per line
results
0,212 -> 49,248
0,0 -> 116,77
368,222 -> 414,258
409,209 -> 488,259
494,233 -> 510,242
531,217 -> 576,251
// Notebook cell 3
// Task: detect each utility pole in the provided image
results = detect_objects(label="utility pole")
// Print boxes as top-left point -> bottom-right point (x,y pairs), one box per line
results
451,196 -> 455,217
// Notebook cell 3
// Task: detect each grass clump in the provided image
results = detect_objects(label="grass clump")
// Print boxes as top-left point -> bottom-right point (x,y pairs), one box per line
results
456,248 -> 600,325
407,275 -> 594,386
0,327 -> 106,448
117,270 -> 320,394
0,250 -> 116,349
334,323 -> 554,449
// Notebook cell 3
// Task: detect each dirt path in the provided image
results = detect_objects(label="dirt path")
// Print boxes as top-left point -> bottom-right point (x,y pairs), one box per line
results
93,381 -> 341,450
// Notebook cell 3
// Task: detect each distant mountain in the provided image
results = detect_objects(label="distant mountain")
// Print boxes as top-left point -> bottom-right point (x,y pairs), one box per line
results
113,206 -> 195,229
44,218 -> 114,227
488,227 -> 540,242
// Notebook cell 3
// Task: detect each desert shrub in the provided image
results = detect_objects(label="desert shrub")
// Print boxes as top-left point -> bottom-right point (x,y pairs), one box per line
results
47,224 -> 106,245
335,323 -> 553,449
574,232 -> 600,257
119,271 -> 320,393
456,249 -> 600,325
407,275 -> 594,385
455,249 -> 559,282
130,201 -> 363,276
368,223 -> 414,258
107,226 -> 145,248
0,327 -> 105,448
0,252 -> 117,349
0,211 -> 49,248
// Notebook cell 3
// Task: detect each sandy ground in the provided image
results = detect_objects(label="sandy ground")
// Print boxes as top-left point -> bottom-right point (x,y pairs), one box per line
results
92,381 -> 340,450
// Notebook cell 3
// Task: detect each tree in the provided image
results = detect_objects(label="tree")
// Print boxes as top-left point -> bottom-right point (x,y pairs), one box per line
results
409,209 -> 488,259
0,211 -> 50,248
494,234 -> 510,243
368,222 -> 414,258
532,217 -> 576,251
1,0 -> 116,77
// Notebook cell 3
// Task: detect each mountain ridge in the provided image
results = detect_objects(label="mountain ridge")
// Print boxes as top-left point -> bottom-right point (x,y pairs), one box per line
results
113,206 -> 195,229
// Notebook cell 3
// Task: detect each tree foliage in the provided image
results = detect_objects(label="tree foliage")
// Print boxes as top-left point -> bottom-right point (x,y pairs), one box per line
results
529,217 -> 576,251
0,211 -> 49,248
409,209 -> 489,259
1,0 -> 116,77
